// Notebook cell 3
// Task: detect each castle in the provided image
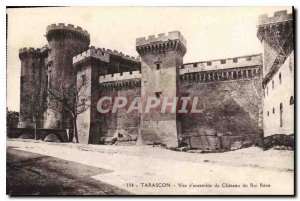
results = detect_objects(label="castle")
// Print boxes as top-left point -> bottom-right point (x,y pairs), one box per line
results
18,10 -> 294,150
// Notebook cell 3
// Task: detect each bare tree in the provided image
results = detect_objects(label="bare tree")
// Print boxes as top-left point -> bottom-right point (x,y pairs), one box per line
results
20,81 -> 48,139
46,67 -> 90,143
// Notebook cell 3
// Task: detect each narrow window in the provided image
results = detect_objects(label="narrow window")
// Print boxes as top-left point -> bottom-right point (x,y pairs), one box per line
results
279,73 -> 282,84
280,103 -> 283,127
267,111 -> 269,116
272,80 -> 274,89
221,60 -> 226,64
290,96 -> 294,105
233,58 -> 238,63
81,74 -> 86,84
207,62 -> 212,66
273,107 -> 275,114
156,63 -> 160,70
266,87 -> 268,96
130,71 -> 133,75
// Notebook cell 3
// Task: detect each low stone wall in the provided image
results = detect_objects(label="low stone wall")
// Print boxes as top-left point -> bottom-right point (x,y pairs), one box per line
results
7,128 -> 69,142
180,132 -> 261,151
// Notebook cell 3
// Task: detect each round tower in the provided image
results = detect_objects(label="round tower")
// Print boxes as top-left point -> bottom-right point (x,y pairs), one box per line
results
18,47 -> 42,128
44,23 -> 90,129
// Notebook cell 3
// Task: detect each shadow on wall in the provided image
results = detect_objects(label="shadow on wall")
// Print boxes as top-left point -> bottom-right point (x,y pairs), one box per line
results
180,97 -> 262,136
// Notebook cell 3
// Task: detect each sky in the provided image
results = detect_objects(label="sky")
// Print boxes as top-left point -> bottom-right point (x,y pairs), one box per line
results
6,6 -> 292,112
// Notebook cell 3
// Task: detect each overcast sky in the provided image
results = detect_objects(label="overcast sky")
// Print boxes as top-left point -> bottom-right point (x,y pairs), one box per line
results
7,6 -> 292,111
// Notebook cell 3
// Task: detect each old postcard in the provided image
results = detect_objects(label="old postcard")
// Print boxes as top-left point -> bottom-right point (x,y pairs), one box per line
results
6,6 -> 294,195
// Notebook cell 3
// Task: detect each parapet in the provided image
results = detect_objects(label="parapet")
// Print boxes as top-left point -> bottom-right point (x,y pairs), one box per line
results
180,54 -> 262,75
103,47 -> 140,63
73,46 -> 110,65
19,47 -> 41,60
19,47 -> 41,54
46,23 -> 90,40
258,10 -> 293,26
99,71 -> 141,84
73,46 -> 140,64
136,31 -> 187,47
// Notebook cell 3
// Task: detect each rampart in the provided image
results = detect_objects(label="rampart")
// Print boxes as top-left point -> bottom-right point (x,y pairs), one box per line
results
99,71 -> 141,83
180,54 -> 262,74
19,47 -> 41,59
136,31 -> 187,47
73,46 -> 110,64
46,23 -> 90,37
73,46 -> 140,65
19,47 -> 41,54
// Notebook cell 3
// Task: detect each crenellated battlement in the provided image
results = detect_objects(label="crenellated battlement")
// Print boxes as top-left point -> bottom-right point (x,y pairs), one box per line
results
19,47 -> 41,54
99,71 -> 141,84
258,10 -> 293,26
180,54 -> 262,75
257,10 -> 293,47
73,46 -> 110,64
136,31 -> 187,47
99,47 -> 140,62
46,23 -> 90,37
180,65 -> 261,84
73,46 -> 140,65
136,31 -> 187,56
19,47 -> 41,60
46,23 -> 90,43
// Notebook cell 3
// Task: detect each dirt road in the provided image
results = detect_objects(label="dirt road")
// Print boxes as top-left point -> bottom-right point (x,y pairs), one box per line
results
6,139 -> 294,195
6,146 -> 131,195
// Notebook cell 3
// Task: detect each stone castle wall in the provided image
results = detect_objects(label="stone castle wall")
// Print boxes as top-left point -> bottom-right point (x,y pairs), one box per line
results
98,77 -> 141,144
179,72 -> 263,150
21,12 -> 291,150
178,55 -> 263,150
74,46 -> 142,144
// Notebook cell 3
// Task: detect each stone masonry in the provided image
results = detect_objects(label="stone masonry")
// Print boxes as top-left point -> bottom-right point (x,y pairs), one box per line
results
18,10 -> 293,151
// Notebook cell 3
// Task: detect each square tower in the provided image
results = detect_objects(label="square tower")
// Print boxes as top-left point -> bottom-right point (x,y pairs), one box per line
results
136,31 -> 187,148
